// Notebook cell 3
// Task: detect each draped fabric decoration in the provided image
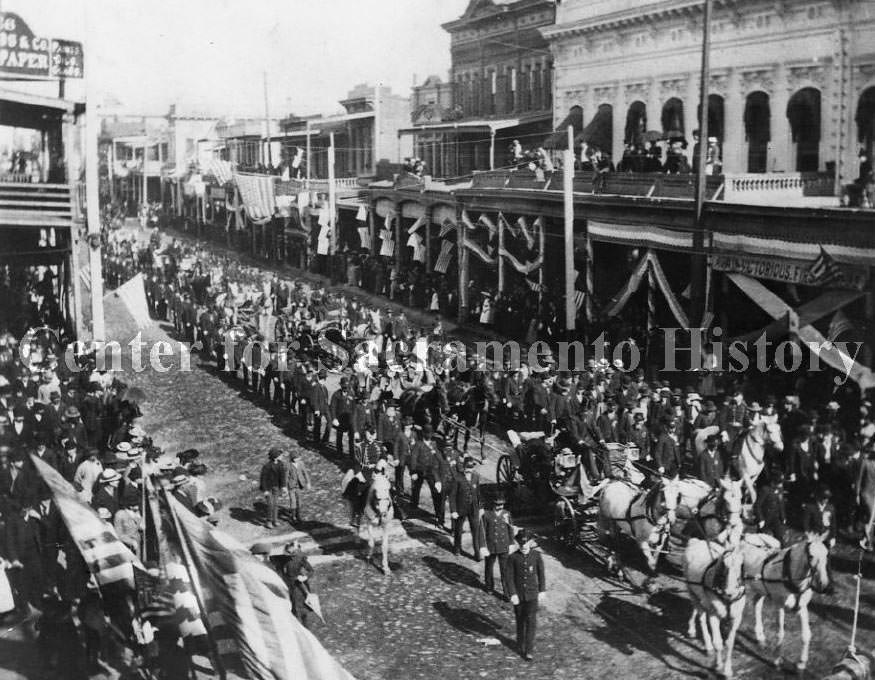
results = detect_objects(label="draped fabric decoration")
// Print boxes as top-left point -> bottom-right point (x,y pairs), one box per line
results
233,173 -> 275,224
407,232 -> 427,263
516,216 -> 535,250
357,227 -> 372,251
434,240 -> 455,273
499,212 -> 519,238
379,227 -> 396,257
204,159 -> 234,185
604,250 -> 690,328
407,215 -> 427,235
355,204 -> 368,221
477,213 -> 498,238
573,290 -> 586,310
498,247 -> 542,275
462,236 -> 495,265
526,278 -> 546,292
439,218 -> 458,238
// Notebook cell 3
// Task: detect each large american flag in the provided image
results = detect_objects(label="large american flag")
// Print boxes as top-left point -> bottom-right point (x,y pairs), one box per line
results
165,495 -> 356,680
203,159 -> 234,185
31,454 -> 141,588
234,172 -> 276,223
808,246 -> 844,287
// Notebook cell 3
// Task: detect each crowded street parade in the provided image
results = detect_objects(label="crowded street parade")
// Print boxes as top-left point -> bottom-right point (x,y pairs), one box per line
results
3,1 -> 875,679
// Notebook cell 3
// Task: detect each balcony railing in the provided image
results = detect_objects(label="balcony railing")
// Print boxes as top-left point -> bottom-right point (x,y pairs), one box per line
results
459,169 -> 839,206
0,172 -> 36,183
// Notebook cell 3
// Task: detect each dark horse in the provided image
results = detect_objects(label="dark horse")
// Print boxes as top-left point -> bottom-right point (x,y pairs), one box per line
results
399,384 -> 447,430
445,374 -> 498,454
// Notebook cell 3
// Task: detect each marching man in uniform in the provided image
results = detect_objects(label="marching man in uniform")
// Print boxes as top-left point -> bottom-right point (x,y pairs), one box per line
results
480,494 -> 515,599
506,529 -> 546,661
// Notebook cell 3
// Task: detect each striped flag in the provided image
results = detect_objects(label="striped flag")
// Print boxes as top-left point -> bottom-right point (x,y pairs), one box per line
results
357,227 -> 372,250
30,454 -> 141,587
808,246 -> 844,287
439,218 -> 457,238
379,237 -> 396,257
204,159 -> 233,185
434,240 -> 455,273
573,290 -> 586,310
165,495 -> 356,680
234,172 -> 276,223
525,278 -> 545,293
355,204 -> 368,221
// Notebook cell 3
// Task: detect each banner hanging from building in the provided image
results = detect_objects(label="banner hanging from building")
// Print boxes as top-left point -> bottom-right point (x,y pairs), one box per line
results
711,251 -> 869,291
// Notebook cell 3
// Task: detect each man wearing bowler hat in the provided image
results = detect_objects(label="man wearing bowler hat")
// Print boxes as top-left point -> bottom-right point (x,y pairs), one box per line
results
506,529 -> 545,661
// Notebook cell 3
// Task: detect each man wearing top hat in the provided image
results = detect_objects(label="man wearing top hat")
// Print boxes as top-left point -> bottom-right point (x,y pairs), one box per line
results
506,529 -> 546,661
308,370 -> 330,445
259,448 -> 288,528
480,494 -> 515,598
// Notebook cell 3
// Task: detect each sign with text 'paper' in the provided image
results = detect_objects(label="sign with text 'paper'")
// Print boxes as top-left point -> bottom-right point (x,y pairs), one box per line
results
0,13 -> 84,79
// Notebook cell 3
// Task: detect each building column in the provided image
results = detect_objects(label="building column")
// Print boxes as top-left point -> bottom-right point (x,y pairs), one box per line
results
647,77 -> 661,138
770,64 -> 791,172
686,71 -> 699,139
723,69 -> 744,174
612,84 -> 625,160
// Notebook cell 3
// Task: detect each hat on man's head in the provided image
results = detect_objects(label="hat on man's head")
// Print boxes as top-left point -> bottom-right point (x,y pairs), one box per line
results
492,494 -> 506,508
515,529 -> 535,545
99,469 -> 122,484
64,406 -> 80,419
268,447 -> 283,459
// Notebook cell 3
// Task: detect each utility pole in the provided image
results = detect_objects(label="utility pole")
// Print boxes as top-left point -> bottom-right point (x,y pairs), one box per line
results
690,0 -> 713,329
328,131 -> 337,254
263,70 -> 272,168
563,125 -> 575,336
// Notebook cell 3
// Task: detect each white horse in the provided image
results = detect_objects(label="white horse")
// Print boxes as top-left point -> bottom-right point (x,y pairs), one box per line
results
739,533 -> 830,673
684,538 -> 746,679
675,477 -> 744,542
696,422 -> 783,502
597,477 -> 679,583
363,473 -> 394,575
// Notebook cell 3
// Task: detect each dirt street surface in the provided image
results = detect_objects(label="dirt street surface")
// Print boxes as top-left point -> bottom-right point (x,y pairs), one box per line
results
73,241 -> 875,680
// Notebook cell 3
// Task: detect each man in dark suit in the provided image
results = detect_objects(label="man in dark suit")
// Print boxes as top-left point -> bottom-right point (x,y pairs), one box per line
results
448,456 -> 482,559
506,529 -> 546,661
309,371 -> 330,445
653,418 -> 683,478
802,485 -> 837,549
410,425 -> 443,526
697,433 -> 726,487
480,495 -> 515,597
755,474 -> 787,542
330,378 -> 355,456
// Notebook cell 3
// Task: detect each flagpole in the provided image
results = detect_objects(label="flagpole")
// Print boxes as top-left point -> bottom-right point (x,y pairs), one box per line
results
162,488 -> 227,680
563,125 -> 575,337
497,213 -> 505,295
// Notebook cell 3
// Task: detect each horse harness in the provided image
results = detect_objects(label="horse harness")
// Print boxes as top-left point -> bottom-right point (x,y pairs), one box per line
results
746,542 -> 813,610
686,549 -> 745,605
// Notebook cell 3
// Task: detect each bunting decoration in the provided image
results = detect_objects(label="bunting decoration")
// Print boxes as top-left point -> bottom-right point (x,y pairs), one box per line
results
462,236 -> 495,265
357,227 -> 372,251
31,455 -> 142,588
439,218 -> 457,238
355,204 -> 368,221
516,216 -> 535,250
379,232 -> 396,257
461,210 -> 477,232
477,213 -> 498,238
434,240 -> 455,273
498,247 -> 542,275
499,212 -> 519,238
573,290 -> 586,310
407,215 -> 427,235
604,250 -> 690,328
525,278 -> 546,293
204,158 -> 233,185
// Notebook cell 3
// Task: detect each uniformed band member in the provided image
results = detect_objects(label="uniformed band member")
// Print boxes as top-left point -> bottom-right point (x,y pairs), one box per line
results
506,529 -> 546,661
480,494 -> 515,598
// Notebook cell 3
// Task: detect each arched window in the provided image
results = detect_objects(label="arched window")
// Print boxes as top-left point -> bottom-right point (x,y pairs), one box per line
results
744,91 -> 770,173
786,87 -> 821,172
661,98 -> 685,137
624,101 -> 647,146
855,86 -> 875,156
697,93 -> 725,144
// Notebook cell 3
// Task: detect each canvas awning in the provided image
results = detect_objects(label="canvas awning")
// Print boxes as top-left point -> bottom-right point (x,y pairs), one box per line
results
397,112 -> 551,136
727,273 -> 875,389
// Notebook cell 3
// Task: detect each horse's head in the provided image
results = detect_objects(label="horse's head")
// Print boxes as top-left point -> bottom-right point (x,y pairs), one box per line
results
804,534 -> 831,594
715,544 -> 746,603
718,477 -> 744,528
650,477 -> 680,525
370,476 -> 393,516
764,422 -> 784,452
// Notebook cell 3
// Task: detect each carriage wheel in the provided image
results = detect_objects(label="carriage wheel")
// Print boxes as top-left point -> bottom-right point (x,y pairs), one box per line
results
496,455 -> 517,504
553,497 -> 578,547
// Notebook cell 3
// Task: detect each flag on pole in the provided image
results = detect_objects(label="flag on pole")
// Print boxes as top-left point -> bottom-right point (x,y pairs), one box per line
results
357,227 -> 372,250
164,494 -> 356,680
808,246 -> 844,287
30,454 -> 141,588
233,172 -> 275,223
434,240 -> 455,273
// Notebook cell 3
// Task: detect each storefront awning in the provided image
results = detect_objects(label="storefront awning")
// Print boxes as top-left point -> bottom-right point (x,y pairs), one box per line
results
398,112 -> 551,136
